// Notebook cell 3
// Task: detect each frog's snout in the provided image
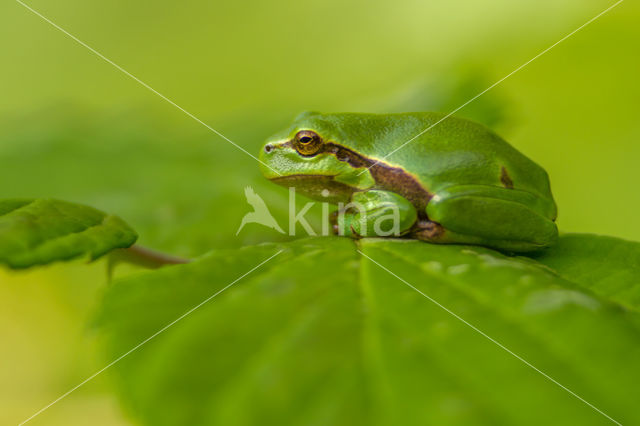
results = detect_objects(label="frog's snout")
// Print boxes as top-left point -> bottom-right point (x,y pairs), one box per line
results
259,141 -> 282,179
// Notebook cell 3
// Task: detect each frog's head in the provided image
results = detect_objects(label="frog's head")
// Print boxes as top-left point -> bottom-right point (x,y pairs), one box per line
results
259,111 -> 375,203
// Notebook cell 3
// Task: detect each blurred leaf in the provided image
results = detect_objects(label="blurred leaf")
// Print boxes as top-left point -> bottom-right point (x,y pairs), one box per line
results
0,108 -> 305,256
355,69 -> 511,130
0,198 -> 137,269
96,235 -> 640,426
0,65 -> 512,258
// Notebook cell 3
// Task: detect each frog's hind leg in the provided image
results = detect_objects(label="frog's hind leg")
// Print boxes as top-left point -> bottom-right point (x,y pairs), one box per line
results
416,185 -> 558,252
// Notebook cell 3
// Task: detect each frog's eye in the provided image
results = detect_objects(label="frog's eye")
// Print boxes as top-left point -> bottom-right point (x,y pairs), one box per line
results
294,130 -> 323,156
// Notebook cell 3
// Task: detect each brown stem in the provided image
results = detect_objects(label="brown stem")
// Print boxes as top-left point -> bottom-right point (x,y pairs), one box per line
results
107,244 -> 190,279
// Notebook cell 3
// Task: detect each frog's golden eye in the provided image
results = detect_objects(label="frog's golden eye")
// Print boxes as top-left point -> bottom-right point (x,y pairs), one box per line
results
294,130 -> 323,156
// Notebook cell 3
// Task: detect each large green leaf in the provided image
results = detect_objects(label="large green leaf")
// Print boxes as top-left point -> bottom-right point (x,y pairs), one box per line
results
96,234 -> 640,426
0,198 -> 137,268
531,233 -> 640,312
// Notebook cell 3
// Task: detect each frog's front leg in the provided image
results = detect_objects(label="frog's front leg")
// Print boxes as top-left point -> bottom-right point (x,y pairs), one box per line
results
331,190 -> 417,238
419,185 -> 558,252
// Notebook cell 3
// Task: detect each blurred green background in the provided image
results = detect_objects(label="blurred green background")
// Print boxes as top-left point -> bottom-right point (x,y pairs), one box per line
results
1,0 -> 638,424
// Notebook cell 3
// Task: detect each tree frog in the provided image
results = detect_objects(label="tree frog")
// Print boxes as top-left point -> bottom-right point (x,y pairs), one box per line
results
259,111 -> 558,252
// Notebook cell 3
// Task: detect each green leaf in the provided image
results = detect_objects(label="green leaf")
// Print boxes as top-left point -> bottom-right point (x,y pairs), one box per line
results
0,198 -> 137,269
531,233 -> 640,312
95,235 -> 640,426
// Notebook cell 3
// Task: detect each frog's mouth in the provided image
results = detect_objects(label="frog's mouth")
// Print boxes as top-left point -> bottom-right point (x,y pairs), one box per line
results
270,174 -> 354,203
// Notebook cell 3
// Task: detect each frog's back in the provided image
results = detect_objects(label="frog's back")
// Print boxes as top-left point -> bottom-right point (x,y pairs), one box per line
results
303,112 -> 554,204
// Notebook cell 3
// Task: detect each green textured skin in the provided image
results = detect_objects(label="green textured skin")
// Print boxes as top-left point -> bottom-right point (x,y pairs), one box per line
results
260,112 -> 558,252
337,190 -> 418,238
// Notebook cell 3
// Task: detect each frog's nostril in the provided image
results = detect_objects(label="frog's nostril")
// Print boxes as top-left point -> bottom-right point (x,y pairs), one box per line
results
264,144 -> 273,153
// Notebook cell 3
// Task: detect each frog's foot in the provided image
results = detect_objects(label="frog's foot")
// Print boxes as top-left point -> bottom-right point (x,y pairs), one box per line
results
412,220 -> 446,242
411,220 -> 497,248
331,190 -> 417,238
330,210 -> 362,238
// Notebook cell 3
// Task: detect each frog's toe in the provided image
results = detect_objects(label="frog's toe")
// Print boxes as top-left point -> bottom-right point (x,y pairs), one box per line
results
412,220 -> 446,242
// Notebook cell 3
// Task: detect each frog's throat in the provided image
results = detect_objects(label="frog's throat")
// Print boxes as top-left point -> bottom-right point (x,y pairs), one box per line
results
269,174 -> 354,203
279,140 -> 434,211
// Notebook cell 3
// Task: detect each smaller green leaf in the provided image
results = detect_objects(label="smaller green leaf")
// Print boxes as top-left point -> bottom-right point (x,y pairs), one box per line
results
0,198 -> 137,269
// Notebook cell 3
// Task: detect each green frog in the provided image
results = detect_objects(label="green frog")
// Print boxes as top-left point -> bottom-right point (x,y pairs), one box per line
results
259,111 -> 557,252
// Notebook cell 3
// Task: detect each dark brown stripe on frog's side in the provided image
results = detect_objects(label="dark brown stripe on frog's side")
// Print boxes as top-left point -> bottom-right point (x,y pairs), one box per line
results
500,166 -> 514,189
323,142 -> 433,214
279,139 -> 433,213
